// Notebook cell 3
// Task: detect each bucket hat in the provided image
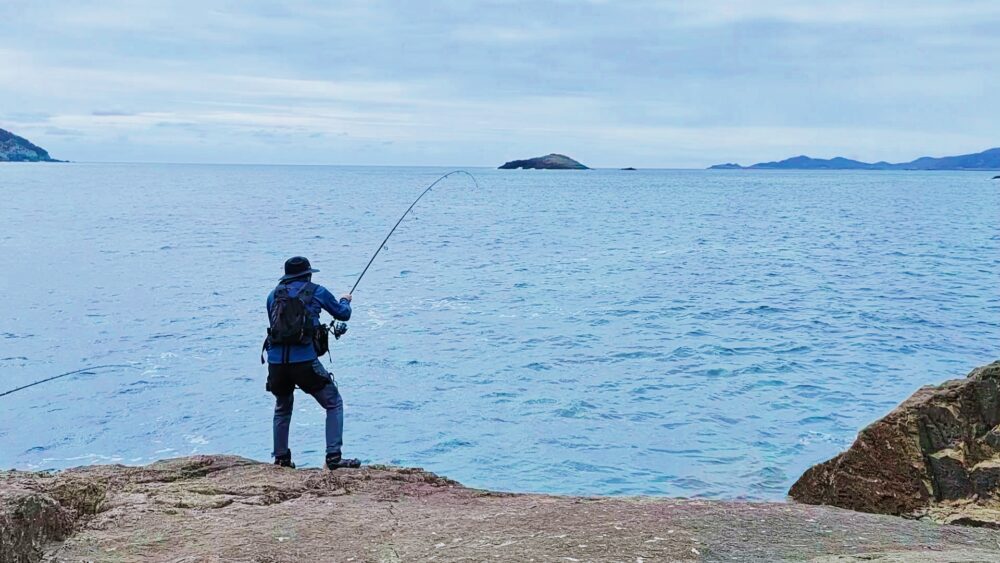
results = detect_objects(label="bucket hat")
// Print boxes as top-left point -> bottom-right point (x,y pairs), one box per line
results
279,256 -> 319,281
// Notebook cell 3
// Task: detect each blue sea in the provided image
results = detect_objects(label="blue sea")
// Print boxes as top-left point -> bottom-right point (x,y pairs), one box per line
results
1,163 -> 998,499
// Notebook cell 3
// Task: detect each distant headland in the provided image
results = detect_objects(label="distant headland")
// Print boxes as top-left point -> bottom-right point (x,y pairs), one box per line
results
0,128 -> 61,162
710,147 -> 1000,171
499,153 -> 589,170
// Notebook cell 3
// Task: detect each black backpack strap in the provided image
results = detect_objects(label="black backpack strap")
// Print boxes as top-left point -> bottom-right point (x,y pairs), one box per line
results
270,284 -> 289,316
266,284 -> 289,363
296,282 -> 316,304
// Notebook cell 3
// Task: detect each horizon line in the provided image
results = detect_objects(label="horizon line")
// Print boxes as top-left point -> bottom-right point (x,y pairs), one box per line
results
3,160 -> 1000,171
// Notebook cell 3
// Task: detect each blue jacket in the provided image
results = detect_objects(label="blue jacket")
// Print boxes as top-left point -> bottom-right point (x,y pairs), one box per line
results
266,279 -> 351,364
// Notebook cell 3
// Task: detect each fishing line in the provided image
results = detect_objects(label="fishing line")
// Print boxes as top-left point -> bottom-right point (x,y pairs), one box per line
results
5,172 -> 479,395
350,169 -> 479,294
0,364 -> 138,398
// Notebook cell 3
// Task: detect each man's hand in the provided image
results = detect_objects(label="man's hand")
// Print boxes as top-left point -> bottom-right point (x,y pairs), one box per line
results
341,293 -> 353,303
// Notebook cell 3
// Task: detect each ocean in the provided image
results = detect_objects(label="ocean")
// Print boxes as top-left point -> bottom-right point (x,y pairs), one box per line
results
1,163 -> 997,499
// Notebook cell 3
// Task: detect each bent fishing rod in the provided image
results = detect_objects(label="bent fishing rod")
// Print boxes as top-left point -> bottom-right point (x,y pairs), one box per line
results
317,170 -> 479,346
4,172 -> 480,395
349,169 -> 479,294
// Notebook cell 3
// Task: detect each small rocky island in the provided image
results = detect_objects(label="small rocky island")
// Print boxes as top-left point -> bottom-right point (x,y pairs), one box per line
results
0,128 -> 61,162
499,153 -> 588,170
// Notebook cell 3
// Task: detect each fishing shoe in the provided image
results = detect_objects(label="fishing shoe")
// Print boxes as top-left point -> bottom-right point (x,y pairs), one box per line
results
274,452 -> 296,469
326,453 -> 361,470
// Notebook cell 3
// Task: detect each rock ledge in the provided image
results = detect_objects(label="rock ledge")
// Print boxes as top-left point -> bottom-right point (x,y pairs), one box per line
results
4,455 -> 1000,561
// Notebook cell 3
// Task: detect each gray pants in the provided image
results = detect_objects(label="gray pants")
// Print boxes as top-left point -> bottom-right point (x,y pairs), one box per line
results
270,360 -> 344,458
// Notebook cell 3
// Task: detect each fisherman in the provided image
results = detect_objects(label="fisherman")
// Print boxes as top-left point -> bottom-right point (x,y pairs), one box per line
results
264,256 -> 360,470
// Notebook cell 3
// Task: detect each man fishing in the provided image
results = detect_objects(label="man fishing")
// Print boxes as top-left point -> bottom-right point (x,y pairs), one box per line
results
264,256 -> 360,470
260,172 -> 476,469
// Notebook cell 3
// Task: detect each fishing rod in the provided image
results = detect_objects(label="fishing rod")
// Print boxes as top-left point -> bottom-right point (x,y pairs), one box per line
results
350,169 -> 479,294
319,170 -> 478,346
8,173 -> 480,392
0,364 -> 137,398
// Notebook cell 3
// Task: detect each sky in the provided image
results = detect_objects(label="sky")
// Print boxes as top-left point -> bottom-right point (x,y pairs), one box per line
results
2,0 -> 998,167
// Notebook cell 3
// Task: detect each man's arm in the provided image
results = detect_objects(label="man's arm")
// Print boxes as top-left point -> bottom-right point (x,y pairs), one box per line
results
315,285 -> 352,321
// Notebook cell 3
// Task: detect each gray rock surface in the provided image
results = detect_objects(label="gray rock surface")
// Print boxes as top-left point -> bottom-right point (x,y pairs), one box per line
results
3,455 -> 1000,562
0,487 -> 73,562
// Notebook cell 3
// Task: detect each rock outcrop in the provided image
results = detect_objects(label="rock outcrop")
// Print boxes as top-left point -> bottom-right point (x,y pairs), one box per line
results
4,455 -> 1000,561
0,128 -> 60,162
790,360 -> 1000,527
0,487 -> 74,562
499,153 -> 588,169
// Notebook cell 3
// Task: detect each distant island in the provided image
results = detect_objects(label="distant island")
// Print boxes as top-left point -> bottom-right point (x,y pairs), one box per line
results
499,153 -> 588,170
710,147 -> 1000,171
0,128 -> 61,162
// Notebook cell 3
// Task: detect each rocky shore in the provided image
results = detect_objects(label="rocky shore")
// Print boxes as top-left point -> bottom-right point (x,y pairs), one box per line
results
6,361 -> 1000,561
3,455 -> 1000,562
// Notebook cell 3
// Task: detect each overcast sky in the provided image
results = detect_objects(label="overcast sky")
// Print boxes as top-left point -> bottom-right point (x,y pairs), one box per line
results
2,0 -> 998,167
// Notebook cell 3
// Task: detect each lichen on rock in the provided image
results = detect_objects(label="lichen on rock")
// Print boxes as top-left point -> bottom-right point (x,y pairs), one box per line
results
5,454 -> 1000,560
0,487 -> 74,563
790,361 -> 1000,527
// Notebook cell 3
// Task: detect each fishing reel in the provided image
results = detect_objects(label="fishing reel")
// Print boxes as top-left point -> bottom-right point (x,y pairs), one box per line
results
312,321 -> 348,359
330,321 -> 348,340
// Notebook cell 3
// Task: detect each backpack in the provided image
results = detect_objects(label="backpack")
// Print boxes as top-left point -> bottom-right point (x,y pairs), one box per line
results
267,283 -> 317,346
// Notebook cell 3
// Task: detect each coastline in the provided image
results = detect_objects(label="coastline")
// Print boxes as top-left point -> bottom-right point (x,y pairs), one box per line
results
4,455 -> 1000,562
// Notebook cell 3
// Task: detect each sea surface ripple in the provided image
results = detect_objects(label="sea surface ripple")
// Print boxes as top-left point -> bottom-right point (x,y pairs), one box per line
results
1,164 -> 998,499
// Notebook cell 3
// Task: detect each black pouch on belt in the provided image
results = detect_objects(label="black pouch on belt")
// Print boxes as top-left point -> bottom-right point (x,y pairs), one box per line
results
313,324 -> 330,357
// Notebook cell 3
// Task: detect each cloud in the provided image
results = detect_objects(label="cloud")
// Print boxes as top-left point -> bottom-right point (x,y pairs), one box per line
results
450,23 -> 568,44
0,112 -> 52,125
1,1 -> 998,165
43,126 -> 84,137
